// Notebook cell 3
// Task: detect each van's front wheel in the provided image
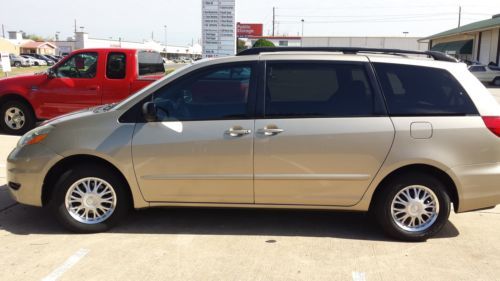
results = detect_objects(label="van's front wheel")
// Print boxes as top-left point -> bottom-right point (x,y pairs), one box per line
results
373,173 -> 451,241
50,165 -> 130,233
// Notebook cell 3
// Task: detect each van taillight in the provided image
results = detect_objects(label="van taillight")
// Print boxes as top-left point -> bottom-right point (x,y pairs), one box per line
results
483,117 -> 500,137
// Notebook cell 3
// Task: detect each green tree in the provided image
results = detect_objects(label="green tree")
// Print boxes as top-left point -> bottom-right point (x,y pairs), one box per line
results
252,39 -> 275,48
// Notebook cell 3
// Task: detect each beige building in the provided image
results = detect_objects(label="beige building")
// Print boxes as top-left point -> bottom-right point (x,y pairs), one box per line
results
0,37 -> 20,55
20,41 -> 57,55
421,14 -> 500,65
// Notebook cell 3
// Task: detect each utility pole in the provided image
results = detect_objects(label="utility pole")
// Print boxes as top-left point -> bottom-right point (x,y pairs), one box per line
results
1,24 -> 5,38
151,31 -> 154,41
272,7 -> 275,36
458,6 -> 462,28
74,19 -> 77,33
301,19 -> 305,37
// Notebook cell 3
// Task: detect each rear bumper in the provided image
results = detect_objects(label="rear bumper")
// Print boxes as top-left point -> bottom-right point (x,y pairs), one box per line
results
451,162 -> 500,212
6,144 -> 62,207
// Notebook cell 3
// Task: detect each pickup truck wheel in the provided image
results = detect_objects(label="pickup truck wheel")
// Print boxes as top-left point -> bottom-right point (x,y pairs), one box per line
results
0,100 -> 36,135
372,172 -> 451,242
49,164 -> 131,233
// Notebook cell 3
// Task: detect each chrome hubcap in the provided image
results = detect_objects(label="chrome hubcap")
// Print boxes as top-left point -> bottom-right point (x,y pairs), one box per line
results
65,177 -> 117,224
4,107 -> 25,130
391,185 -> 439,232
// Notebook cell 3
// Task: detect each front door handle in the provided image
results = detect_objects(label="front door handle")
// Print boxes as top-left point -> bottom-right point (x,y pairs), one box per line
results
87,86 -> 100,91
225,126 -> 252,137
257,126 -> 284,136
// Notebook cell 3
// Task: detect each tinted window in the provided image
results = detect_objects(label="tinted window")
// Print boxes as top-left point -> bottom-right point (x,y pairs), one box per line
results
151,64 -> 253,121
138,51 -> 165,76
106,52 -> 126,79
374,63 -> 477,116
55,52 -> 98,79
265,62 -> 375,117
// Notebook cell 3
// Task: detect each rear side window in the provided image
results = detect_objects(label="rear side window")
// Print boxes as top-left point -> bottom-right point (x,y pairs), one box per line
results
138,51 -> 165,76
106,52 -> 126,79
374,63 -> 478,116
265,62 -> 375,117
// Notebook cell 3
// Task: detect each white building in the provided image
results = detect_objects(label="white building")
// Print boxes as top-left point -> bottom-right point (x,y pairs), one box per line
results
242,36 -> 427,51
54,32 -> 201,59
302,36 -> 428,51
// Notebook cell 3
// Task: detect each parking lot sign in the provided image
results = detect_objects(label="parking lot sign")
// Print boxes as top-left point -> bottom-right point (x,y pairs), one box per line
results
1,53 -> 12,74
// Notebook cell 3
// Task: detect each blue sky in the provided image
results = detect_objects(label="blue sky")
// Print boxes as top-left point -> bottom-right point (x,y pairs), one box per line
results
1,0 -> 499,45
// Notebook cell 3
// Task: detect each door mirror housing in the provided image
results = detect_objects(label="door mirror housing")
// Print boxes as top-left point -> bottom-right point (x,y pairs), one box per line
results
142,102 -> 158,122
47,68 -> 56,79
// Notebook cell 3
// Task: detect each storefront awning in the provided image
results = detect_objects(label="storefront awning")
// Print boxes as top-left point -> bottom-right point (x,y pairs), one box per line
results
431,40 -> 473,55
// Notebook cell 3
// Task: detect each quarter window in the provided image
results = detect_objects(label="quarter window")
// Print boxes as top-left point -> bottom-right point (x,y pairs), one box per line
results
55,52 -> 98,79
106,52 -> 126,79
374,63 -> 478,116
151,64 -> 253,121
265,62 -> 375,117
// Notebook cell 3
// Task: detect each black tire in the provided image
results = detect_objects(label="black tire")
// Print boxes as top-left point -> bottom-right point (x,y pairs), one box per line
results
0,99 -> 36,135
372,172 -> 451,242
34,62 -> 39,66
493,77 -> 500,86
13,61 -> 21,67
49,164 -> 131,233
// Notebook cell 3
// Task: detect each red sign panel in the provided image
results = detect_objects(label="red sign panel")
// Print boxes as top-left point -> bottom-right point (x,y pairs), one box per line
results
237,23 -> 263,37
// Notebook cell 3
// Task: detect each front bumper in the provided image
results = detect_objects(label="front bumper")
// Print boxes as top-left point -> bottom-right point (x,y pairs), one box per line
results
451,162 -> 500,212
6,144 -> 62,207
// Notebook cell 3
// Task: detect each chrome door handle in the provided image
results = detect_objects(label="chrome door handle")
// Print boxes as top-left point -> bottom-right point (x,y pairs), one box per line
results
225,127 -> 252,137
257,127 -> 284,136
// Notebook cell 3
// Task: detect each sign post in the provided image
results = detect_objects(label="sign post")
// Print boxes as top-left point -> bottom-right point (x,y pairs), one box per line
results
0,53 -> 11,77
202,0 -> 236,58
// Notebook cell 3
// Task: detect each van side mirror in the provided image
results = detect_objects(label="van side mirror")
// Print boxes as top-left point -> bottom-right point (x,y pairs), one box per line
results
142,102 -> 158,122
47,68 -> 56,79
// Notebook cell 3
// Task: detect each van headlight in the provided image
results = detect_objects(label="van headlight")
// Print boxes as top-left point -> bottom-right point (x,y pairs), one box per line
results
18,125 -> 54,148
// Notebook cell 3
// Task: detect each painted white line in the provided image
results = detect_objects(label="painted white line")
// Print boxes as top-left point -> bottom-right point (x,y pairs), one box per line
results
41,248 -> 90,281
352,271 -> 366,281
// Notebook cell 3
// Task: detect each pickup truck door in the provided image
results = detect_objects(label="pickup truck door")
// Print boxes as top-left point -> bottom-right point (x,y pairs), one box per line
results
34,52 -> 102,119
101,51 -> 132,104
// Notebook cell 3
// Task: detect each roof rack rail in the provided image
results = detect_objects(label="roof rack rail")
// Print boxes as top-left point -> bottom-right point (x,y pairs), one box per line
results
236,47 -> 458,62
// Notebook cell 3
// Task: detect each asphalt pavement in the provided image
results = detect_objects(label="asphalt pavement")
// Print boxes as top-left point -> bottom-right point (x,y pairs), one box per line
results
0,88 -> 500,281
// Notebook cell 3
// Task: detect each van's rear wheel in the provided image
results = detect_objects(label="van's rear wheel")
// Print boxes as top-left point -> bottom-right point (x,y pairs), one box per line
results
373,172 -> 451,241
0,99 -> 36,135
49,165 -> 130,233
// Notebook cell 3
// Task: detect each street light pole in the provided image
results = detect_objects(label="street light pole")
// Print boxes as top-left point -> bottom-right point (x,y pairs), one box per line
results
164,25 -> 168,59
301,19 -> 305,37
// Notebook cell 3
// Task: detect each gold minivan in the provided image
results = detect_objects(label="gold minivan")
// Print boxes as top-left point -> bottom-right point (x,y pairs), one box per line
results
7,48 -> 500,241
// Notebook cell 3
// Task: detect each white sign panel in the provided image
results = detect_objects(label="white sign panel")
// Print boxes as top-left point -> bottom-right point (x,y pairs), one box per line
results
202,0 -> 236,58
1,53 -> 12,73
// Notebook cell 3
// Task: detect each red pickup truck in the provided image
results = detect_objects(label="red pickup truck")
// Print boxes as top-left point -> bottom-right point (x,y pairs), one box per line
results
0,48 -> 165,134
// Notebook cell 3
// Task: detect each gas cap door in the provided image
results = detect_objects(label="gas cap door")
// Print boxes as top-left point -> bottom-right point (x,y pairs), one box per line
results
411,122 -> 433,139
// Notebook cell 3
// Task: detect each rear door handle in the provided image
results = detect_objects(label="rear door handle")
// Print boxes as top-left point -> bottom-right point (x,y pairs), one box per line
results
225,126 -> 252,137
87,86 -> 100,91
257,127 -> 284,136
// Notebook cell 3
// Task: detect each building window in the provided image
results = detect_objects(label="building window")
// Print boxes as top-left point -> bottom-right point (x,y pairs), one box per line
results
279,41 -> 289,47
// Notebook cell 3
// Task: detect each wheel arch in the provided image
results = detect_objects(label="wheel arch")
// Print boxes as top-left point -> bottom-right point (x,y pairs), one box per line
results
42,154 -> 133,207
0,93 -> 37,118
369,164 -> 459,212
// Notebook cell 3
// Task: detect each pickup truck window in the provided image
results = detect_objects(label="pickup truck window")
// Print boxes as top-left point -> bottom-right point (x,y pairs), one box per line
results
106,52 -> 126,79
138,51 -> 165,77
56,52 -> 98,79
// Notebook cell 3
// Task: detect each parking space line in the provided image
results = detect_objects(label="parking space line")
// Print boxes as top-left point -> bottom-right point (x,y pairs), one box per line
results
41,248 -> 90,281
352,271 -> 366,281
